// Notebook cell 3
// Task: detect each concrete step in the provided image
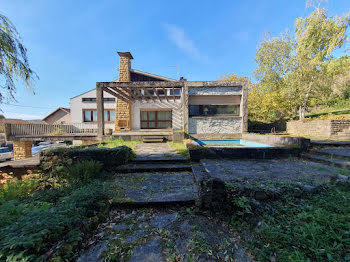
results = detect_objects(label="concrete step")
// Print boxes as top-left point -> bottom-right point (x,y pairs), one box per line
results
132,159 -> 190,164
142,136 -> 166,143
116,163 -> 193,173
302,153 -> 350,170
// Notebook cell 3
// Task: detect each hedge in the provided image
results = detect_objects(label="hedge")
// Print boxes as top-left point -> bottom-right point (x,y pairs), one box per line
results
40,145 -> 134,172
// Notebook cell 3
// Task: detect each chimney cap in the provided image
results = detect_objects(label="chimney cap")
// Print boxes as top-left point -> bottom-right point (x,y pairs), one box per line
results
117,52 -> 133,59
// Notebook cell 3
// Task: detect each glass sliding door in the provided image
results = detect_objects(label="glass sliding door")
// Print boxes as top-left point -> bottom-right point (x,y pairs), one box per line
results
140,110 -> 172,129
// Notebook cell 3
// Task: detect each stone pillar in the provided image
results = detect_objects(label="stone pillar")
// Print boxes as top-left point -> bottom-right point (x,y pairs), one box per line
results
115,52 -> 133,132
240,82 -> 248,132
13,141 -> 32,160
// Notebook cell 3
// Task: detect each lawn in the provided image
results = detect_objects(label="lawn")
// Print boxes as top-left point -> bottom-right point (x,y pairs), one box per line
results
247,183 -> 350,262
99,139 -> 141,151
167,141 -> 189,158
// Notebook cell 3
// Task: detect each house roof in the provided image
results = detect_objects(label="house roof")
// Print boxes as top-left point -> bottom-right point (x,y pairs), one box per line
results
43,107 -> 70,121
129,69 -> 176,82
70,69 -> 176,100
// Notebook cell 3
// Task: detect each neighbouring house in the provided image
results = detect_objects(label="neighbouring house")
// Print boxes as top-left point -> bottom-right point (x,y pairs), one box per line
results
42,107 -> 71,124
70,51 -> 248,140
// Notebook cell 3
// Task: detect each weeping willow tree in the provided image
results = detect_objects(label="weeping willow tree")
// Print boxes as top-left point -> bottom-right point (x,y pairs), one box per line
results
0,13 -> 37,104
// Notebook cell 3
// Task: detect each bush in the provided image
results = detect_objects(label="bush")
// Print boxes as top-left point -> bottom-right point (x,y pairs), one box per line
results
64,160 -> 103,184
0,181 -> 112,261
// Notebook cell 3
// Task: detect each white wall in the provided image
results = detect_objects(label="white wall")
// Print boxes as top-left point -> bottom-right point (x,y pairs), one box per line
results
70,89 -> 116,129
131,99 -> 183,130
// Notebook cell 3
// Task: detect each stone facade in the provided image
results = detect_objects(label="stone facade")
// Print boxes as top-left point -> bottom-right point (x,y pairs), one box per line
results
188,117 -> 242,134
115,52 -> 133,132
287,120 -> 350,139
13,141 -> 32,160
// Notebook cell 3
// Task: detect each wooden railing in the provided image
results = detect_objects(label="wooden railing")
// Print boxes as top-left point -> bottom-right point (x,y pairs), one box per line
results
5,123 -> 98,137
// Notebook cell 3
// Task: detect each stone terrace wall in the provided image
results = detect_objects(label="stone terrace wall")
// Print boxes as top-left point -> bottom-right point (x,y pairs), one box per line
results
287,120 -> 350,139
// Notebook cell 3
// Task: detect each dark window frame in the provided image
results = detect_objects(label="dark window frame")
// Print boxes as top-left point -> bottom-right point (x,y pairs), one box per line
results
83,109 -> 116,123
82,98 -> 115,102
189,105 -> 240,117
140,110 -> 172,129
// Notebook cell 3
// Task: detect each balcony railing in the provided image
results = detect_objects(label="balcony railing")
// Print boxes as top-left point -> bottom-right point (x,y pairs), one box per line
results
5,123 -> 98,137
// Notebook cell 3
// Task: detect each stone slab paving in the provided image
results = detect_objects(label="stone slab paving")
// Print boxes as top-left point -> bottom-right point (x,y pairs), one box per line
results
113,171 -> 197,203
75,207 -> 253,262
316,147 -> 350,158
135,143 -> 186,161
201,158 -> 348,183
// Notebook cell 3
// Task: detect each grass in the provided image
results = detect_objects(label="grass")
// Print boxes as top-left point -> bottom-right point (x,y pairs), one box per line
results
248,183 -> 350,262
167,141 -> 189,158
99,139 -> 141,151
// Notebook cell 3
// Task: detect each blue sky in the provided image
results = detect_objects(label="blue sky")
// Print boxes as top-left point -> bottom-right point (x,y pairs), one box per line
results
2,0 -> 349,120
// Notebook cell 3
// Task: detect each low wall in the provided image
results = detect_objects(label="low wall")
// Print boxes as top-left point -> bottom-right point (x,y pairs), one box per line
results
40,145 -> 134,172
242,133 -> 310,149
287,120 -> 350,139
188,147 -> 302,161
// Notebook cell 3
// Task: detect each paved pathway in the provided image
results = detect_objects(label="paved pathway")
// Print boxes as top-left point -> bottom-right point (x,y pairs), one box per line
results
75,207 -> 252,262
135,143 -> 185,161
200,158 -> 348,183
0,154 -> 39,168
113,171 -> 197,204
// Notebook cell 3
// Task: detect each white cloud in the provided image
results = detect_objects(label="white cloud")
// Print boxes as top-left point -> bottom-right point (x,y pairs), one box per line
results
4,113 -> 43,120
164,23 -> 208,61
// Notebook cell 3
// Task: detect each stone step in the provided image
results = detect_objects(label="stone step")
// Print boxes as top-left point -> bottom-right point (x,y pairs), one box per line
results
116,163 -> 193,173
311,141 -> 350,147
142,136 -> 166,143
302,153 -> 350,170
133,158 -> 190,164
313,148 -> 350,161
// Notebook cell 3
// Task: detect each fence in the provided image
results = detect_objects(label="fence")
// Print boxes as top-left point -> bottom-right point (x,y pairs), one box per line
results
6,123 -> 98,136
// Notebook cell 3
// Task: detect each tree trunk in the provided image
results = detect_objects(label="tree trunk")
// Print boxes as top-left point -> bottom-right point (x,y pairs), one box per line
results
299,106 -> 306,120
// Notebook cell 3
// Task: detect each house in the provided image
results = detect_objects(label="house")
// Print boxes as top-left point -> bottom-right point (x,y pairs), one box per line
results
71,51 -> 248,140
42,107 -> 71,124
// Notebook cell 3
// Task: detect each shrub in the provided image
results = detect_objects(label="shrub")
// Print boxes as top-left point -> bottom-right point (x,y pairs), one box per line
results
0,181 -> 112,261
0,179 -> 44,202
64,160 -> 103,184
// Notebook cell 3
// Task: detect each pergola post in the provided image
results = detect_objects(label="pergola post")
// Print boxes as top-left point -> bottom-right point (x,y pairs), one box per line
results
96,83 -> 105,139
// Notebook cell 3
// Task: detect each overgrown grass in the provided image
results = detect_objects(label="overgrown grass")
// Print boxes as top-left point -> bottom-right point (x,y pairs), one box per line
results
99,139 -> 140,151
167,141 -> 189,158
0,160 -> 123,261
249,184 -> 350,262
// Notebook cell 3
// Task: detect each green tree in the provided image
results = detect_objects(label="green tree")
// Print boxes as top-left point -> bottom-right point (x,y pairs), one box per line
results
253,8 -> 350,120
0,14 -> 37,104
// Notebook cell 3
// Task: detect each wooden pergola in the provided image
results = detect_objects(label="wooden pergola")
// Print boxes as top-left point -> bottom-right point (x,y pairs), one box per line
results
95,81 -> 186,138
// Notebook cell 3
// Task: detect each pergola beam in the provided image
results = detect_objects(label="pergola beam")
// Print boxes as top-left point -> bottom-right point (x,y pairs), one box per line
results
162,87 -> 169,102
143,88 -> 155,102
103,87 -> 129,103
153,87 -> 161,101
109,86 -> 134,101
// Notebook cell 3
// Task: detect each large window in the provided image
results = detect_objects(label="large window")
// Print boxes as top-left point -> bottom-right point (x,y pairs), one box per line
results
83,109 -> 115,122
140,111 -> 172,129
189,105 -> 239,117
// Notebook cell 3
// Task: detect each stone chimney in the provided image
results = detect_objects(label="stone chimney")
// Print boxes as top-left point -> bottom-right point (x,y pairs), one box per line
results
117,52 -> 133,82
115,52 -> 133,132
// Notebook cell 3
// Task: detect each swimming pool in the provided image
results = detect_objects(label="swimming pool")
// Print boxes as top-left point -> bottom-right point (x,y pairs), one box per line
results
195,139 -> 274,148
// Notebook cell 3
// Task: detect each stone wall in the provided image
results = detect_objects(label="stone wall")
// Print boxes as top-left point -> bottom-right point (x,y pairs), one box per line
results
13,141 -> 32,160
188,117 -> 242,134
287,120 -> 350,139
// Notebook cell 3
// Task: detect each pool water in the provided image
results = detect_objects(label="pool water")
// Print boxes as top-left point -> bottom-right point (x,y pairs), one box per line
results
196,139 -> 274,148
